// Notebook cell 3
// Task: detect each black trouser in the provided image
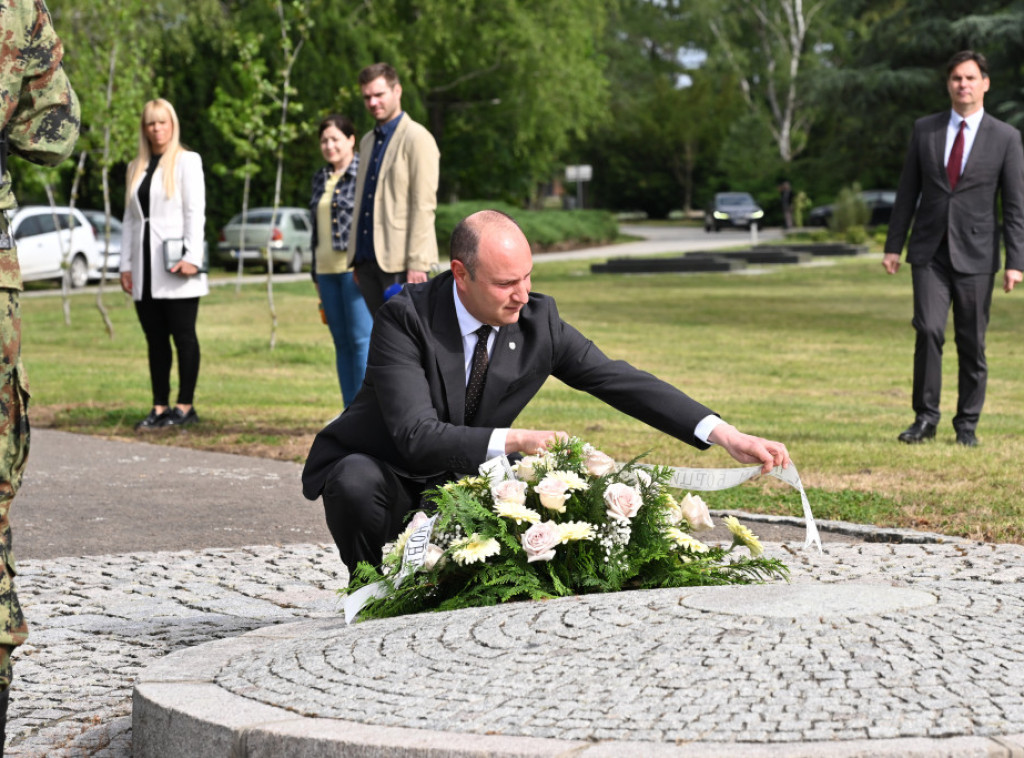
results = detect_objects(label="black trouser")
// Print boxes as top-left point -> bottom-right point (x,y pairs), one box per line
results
321,454 -> 433,577
134,297 -> 201,406
910,241 -> 994,432
353,258 -> 406,316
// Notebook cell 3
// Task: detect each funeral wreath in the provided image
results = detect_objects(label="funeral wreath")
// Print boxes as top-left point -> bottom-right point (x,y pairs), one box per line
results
347,437 -> 789,620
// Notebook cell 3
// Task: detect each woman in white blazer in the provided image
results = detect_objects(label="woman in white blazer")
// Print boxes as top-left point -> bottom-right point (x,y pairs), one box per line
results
120,98 -> 208,430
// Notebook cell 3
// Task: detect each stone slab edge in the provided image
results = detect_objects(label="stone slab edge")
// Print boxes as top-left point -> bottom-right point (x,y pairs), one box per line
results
715,508 -> 970,545
133,620 -> 1024,758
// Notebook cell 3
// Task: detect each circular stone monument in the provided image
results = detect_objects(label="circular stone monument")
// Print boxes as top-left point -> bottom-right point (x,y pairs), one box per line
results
134,575 -> 1024,758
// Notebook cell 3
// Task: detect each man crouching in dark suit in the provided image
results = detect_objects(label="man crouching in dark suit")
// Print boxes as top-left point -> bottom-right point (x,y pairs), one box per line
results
884,50 -> 1024,447
303,209 -> 792,578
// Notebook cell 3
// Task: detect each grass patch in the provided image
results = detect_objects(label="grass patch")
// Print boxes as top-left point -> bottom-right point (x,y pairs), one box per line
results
21,253 -> 1024,541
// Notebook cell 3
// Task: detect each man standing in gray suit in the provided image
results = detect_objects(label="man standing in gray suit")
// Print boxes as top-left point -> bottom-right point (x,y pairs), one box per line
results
884,50 -> 1024,447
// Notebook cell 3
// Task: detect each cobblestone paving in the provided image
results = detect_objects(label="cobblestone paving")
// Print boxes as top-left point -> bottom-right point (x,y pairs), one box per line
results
216,541 -> 1024,745
11,539 -> 1024,755
8,544 -> 342,757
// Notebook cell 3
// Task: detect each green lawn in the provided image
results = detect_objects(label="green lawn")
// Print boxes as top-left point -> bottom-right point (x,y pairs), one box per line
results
21,253 -> 1024,542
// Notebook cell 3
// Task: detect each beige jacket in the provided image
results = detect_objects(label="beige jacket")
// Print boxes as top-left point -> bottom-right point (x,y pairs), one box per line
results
347,114 -> 440,273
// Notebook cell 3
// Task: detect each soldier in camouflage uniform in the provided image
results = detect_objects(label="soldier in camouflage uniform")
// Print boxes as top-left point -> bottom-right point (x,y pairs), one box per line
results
0,0 -> 80,747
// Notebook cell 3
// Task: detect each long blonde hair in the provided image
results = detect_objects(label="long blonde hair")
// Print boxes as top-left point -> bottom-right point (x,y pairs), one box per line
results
128,99 -> 184,200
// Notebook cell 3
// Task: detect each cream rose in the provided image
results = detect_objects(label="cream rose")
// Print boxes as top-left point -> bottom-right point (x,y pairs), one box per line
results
535,475 -> 570,513
680,493 -> 714,533
604,482 -> 643,522
521,521 -> 561,562
491,479 -> 528,507
583,446 -> 616,477
513,455 -> 544,483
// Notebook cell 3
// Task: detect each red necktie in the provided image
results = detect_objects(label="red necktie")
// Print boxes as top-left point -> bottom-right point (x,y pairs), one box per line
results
947,120 -> 966,190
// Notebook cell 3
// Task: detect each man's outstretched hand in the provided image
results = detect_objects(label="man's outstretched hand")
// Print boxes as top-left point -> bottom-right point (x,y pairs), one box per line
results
708,423 -> 791,475
506,429 -> 569,456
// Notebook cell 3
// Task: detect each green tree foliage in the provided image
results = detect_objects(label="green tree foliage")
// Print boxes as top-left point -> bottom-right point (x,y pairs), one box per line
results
804,1 -> 1024,205
365,0 -> 610,202
44,0 -> 1024,235
580,0 -> 745,217
696,0 -> 837,164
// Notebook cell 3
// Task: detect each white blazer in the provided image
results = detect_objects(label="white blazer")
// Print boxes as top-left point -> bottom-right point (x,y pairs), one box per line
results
121,150 -> 209,300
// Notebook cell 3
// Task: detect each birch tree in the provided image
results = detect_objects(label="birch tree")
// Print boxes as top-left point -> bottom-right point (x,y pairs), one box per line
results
705,0 -> 830,163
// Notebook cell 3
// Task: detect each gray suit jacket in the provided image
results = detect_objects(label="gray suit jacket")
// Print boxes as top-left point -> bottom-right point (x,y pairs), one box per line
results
302,271 -> 715,499
885,111 -> 1024,274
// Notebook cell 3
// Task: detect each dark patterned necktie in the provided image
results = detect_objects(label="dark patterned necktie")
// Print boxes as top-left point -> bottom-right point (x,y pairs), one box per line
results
464,325 -> 492,425
947,120 -> 966,190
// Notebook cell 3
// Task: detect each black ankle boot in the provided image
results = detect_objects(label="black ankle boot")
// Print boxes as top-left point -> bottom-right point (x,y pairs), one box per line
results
0,685 -> 9,756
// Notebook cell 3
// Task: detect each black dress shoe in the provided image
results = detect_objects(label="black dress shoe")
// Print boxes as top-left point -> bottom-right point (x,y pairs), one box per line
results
897,420 -> 937,444
955,429 -> 979,447
159,407 -> 199,427
135,408 -> 170,431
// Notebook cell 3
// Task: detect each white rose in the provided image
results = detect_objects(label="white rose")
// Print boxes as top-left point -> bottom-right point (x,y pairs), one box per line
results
491,479 -> 528,507
521,521 -> 561,562
513,455 -> 543,483
680,493 -> 714,533
535,475 -> 570,513
583,447 -> 616,477
604,482 -> 643,522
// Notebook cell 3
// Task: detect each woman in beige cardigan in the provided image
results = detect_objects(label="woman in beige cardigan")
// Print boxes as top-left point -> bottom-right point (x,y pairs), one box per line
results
120,98 -> 208,430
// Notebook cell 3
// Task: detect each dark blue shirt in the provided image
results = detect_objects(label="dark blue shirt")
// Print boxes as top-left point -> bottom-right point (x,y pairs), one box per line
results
354,112 -> 404,264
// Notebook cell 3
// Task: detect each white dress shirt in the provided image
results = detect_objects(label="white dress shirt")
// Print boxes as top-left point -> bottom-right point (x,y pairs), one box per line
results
945,108 -> 984,176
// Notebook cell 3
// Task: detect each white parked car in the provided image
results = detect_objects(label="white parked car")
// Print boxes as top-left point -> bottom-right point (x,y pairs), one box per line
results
80,209 -> 122,274
12,205 -> 106,288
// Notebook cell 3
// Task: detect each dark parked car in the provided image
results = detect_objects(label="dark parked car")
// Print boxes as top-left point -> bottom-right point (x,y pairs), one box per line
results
704,192 -> 765,232
807,189 -> 896,227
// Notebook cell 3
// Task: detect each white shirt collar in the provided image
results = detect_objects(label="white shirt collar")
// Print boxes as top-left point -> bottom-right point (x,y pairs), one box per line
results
950,107 -> 984,131
452,279 -> 489,338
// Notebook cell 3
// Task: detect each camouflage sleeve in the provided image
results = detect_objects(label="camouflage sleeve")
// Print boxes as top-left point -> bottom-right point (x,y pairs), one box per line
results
4,0 -> 80,167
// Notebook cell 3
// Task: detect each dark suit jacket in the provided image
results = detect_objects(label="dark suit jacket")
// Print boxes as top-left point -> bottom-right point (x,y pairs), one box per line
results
885,111 -> 1024,274
302,271 -> 715,500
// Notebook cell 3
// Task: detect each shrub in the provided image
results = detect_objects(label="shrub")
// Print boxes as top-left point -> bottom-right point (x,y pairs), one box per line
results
435,202 -> 619,256
828,183 -> 869,237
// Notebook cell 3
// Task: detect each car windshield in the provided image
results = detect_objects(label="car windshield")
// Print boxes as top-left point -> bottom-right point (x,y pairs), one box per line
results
718,193 -> 754,207
228,211 -> 281,226
84,213 -> 122,232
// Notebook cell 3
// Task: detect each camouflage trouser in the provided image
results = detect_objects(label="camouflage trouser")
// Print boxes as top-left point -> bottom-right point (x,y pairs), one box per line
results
0,289 -> 29,691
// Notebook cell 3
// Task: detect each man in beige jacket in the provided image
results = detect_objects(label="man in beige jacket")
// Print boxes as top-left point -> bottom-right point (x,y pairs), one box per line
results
348,62 -> 440,315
